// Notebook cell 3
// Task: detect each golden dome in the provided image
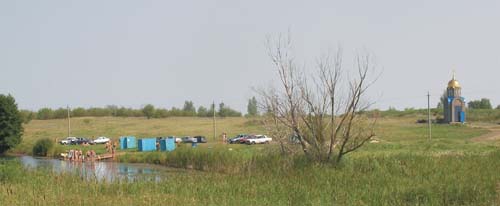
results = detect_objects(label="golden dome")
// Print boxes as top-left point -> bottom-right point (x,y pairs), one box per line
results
447,74 -> 461,88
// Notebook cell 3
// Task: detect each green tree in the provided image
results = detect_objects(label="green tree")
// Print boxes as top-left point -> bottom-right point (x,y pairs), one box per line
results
19,110 -> 34,124
497,105 -> 500,110
182,101 -> 196,116
0,94 -> 23,154
168,107 -> 183,116
87,107 -> 112,117
71,107 -> 87,117
247,96 -> 259,117
197,106 -> 208,117
206,103 -> 216,117
53,108 -> 68,119
218,102 -> 226,117
107,105 -> 119,116
116,107 -> 131,117
142,104 -> 155,119
468,98 -> 492,109
37,108 -> 54,120
154,108 -> 169,118
218,102 -> 242,117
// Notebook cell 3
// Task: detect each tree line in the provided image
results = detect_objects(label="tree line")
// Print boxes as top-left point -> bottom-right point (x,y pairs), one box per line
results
436,90 -> 499,110
18,98 -> 261,122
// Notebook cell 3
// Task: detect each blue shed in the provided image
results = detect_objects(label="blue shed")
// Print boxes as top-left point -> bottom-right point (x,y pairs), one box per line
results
119,136 -> 137,149
119,137 -> 127,150
126,136 -> 137,149
160,138 -> 176,152
138,138 -> 156,152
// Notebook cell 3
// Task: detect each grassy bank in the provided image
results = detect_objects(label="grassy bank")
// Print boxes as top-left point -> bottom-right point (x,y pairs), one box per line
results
2,151 -> 500,205
14,116 -> 264,155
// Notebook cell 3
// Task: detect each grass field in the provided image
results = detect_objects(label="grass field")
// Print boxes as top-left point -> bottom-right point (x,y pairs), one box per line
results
13,116 -> 264,155
14,116 -> 498,155
3,116 -> 500,205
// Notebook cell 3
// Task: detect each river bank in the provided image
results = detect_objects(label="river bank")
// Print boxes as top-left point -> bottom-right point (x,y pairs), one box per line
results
2,151 -> 500,205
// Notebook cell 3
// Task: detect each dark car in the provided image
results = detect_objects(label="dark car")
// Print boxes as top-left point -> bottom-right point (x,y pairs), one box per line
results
181,136 -> 195,143
193,136 -> 207,143
228,134 -> 247,144
72,137 -> 92,145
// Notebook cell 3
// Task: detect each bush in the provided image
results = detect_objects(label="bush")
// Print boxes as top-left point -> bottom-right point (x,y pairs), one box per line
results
32,138 -> 54,157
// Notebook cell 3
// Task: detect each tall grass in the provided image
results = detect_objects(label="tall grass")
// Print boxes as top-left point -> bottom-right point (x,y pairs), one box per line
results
2,151 -> 500,205
117,146 -> 295,174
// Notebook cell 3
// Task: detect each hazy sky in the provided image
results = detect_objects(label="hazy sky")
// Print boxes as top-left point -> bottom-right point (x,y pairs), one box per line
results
1,0 -> 499,112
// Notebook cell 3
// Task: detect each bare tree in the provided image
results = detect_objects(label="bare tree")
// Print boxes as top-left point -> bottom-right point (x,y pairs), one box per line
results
259,34 -> 378,163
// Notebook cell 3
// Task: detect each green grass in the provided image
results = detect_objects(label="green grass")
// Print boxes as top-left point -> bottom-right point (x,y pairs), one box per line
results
4,116 -> 500,205
2,151 -> 500,205
354,117 -> 496,156
13,116 -> 264,155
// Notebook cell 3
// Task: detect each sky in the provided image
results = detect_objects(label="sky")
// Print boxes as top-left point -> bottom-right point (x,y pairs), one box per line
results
1,0 -> 499,113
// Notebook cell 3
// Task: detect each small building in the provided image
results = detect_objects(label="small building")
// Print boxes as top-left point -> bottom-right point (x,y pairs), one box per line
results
159,138 -> 176,152
138,138 -> 157,152
443,74 -> 466,123
119,136 -> 137,149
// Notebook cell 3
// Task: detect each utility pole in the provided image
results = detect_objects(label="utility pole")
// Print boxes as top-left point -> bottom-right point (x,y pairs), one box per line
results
427,92 -> 431,140
213,101 -> 217,141
67,105 -> 71,138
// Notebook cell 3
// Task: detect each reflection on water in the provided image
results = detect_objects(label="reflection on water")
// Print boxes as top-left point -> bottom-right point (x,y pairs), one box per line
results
18,156 -> 166,182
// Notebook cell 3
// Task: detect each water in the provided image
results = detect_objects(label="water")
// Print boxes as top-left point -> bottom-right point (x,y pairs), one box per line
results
12,156 -> 177,182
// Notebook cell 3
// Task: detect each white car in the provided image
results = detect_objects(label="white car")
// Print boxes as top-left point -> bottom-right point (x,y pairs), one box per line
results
59,137 -> 77,145
93,136 -> 110,144
244,135 -> 272,144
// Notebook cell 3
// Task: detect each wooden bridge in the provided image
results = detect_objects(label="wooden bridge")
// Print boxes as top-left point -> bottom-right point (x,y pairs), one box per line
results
95,153 -> 115,161
61,153 -> 119,162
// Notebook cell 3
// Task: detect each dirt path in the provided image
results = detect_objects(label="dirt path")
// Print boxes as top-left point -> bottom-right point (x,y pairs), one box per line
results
471,123 -> 500,142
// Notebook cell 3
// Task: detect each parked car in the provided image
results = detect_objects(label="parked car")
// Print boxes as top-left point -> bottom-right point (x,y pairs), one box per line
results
72,137 -> 92,145
93,136 -> 110,144
59,137 -> 77,145
244,135 -> 272,145
193,136 -> 207,143
181,136 -> 195,143
228,134 -> 247,144
239,135 -> 254,144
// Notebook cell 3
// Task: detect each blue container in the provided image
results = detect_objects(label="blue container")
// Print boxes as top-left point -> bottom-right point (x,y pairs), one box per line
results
119,137 -> 126,150
166,138 -> 176,151
138,138 -> 156,152
119,136 -> 137,149
160,138 -> 176,152
126,136 -> 137,149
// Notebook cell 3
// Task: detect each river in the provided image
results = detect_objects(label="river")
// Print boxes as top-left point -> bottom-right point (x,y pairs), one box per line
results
6,156 -> 180,182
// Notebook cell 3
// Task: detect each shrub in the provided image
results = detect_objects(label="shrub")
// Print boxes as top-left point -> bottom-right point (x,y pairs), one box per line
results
32,138 -> 54,157
83,118 -> 92,124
